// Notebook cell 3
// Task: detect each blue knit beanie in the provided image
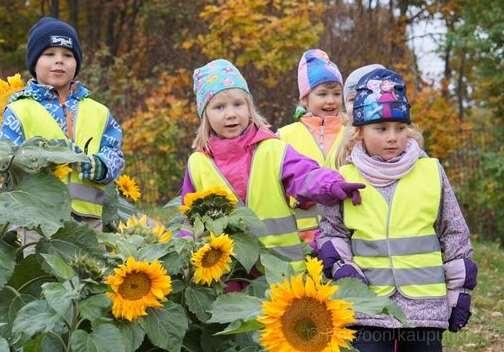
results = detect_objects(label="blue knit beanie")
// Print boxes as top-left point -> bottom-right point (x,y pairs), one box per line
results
298,49 -> 342,100
353,68 -> 410,126
193,59 -> 250,118
26,17 -> 82,78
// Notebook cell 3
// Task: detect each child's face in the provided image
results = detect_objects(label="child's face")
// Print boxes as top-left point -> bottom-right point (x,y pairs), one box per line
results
205,89 -> 251,139
35,47 -> 76,90
303,82 -> 343,118
345,91 -> 357,119
360,122 -> 409,161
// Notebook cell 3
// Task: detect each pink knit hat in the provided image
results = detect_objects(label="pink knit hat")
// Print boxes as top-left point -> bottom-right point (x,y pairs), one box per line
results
297,49 -> 342,100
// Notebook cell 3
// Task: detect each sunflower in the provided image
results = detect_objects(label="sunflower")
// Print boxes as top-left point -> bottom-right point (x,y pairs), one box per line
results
180,187 -> 238,215
0,73 -> 25,123
116,175 -> 141,202
257,257 -> 355,352
191,233 -> 234,285
105,257 -> 172,321
52,164 -> 72,181
153,223 -> 172,243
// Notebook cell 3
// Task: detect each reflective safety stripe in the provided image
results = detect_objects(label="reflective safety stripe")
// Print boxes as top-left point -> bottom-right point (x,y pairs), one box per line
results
364,266 -> 445,286
262,216 -> 298,235
259,233 -> 303,247
352,234 -> 441,257
295,206 -> 321,219
271,244 -> 305,261
68,183 -> 106,204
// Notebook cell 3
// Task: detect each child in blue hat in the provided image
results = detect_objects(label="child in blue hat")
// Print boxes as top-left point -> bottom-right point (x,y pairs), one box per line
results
318,67 -> 477,351
1,17 -> 124,251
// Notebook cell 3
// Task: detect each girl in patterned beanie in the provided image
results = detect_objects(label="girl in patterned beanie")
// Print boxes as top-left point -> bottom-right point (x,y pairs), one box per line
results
318,67 -> 477,351
180,58 -> 364,274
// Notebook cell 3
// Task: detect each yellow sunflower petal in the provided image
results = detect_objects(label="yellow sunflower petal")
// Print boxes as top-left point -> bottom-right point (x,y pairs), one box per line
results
104,257 -> 172,321
191,233 -> 234,285
52,164 -> 72,181
257,261 -> 356,352
116,175 -> 141,202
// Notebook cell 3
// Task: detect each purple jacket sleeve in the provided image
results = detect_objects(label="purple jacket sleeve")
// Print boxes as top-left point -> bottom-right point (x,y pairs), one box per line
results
436,164 -> 477,306
281,145 -> 345,206
180,167 -> 196,205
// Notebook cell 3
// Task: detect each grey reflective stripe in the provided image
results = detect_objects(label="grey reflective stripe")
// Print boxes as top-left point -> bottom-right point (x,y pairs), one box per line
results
294,206 -> 321,220
271,244 -> 305,261
68,183 -> 105,204
364,266 -> 445,286
352,234 -> 441,256
258,216 -> 298,236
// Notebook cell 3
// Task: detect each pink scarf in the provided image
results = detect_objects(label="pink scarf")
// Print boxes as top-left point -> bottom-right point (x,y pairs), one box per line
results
349,139 -> 423,187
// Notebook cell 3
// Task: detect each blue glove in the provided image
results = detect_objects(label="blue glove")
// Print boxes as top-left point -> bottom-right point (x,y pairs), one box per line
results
77,155 -> 107,181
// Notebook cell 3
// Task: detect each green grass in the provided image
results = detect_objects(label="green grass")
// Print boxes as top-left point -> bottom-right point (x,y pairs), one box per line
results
444,239 -> 504,351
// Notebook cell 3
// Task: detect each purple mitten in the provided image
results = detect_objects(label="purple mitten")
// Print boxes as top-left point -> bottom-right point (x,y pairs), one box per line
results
448,293 -> 472,332
463,258 -> 478,290
331,181 -> 365,205
318,241 -> 340,278
332,261 -> 368,284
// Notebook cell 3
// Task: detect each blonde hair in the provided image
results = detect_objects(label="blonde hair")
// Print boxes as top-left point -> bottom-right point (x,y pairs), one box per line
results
335,123 -> 424,168
192,89 -> 270,151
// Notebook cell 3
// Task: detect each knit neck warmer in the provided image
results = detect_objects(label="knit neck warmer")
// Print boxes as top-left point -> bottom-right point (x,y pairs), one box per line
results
349,138 -> 423,187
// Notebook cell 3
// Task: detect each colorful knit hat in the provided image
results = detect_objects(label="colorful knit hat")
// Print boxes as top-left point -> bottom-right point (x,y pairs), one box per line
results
297,49 -> 342,100
193,59 -> 250,117
26,17 -> 82,78
343,64 -> 385,104
352,68 -> 410,126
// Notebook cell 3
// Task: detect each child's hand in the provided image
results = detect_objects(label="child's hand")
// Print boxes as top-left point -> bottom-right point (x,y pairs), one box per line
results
448,292 -> 472,332
76,155 -> 106,181
330,181 -> 365,205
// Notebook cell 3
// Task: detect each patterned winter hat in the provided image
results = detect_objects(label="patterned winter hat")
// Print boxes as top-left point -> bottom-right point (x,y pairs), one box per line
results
343,64 -> 385,104
193,59 -> 250,117
297,49 -> 342,100
352,68 -> 410,126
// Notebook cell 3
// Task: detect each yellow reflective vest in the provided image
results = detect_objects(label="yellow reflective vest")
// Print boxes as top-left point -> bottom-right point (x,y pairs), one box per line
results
278,121 -> 343,231
9,98 -> 109,218
340,158 -> 447,299
188,138 -> 305,272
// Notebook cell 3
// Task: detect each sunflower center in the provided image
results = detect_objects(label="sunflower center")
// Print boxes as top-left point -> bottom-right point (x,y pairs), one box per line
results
202,248 -> 223,267
118,272 -> 151,300
281,297 -> 333,351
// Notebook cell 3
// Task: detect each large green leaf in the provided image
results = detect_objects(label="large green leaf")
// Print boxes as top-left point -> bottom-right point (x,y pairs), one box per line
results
138,243 -> 171,261
7,255 -> 51,297
0,337 -> 8,352
228,207 -> 266,236
333,278 -> 407,323
260,252 -> 293,285
11,137 -> 88,174
232,233 -> 259,272
184,286 -> 216,322
117,321 -> 145,352
0,240 -> 16,290
214,319 -> 262,336
12,299 -> 63,338
40,253 -> 76,280
96,233 -> 138,258
37,221 -> 103,261
0,287 -> 36,339
70,324 -> 125,352
79,294 -> 112,323
0,174 -> 71,236
22,333 -> 65,352
208,293 -> 262,324
42,280 -> 80,318
140,301 -> 188,352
